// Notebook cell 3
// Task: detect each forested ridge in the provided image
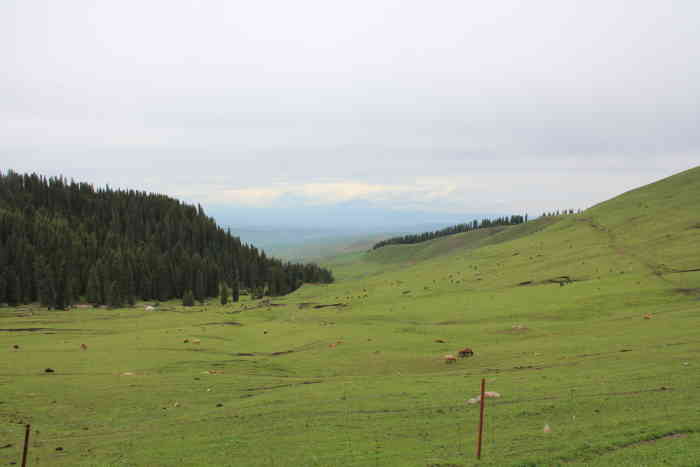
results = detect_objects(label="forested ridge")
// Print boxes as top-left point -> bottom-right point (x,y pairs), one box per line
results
0,171 -> 333,309
372,214 -> 528,250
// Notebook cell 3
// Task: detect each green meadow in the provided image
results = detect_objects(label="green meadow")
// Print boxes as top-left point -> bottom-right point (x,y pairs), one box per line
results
2,167 -> 699,466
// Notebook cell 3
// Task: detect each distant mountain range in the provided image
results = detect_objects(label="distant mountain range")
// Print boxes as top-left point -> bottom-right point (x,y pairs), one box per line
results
205,201 -> 506,260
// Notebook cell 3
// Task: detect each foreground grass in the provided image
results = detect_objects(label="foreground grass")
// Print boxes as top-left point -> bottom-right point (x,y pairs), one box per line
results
1,167 -> 699,466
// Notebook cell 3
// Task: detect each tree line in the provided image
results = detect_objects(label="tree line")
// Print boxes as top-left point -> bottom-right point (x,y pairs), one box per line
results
541,209 -> 581,217
0,171 -> 333,309
372,214 -> 528,250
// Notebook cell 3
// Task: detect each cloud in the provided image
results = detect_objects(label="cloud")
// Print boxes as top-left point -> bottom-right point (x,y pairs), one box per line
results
221,187 -> 285,206
1,1 -> 698,224
216,180 -> 458,208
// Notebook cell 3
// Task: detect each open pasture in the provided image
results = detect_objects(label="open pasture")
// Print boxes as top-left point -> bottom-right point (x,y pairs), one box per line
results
1,167 -> 700,466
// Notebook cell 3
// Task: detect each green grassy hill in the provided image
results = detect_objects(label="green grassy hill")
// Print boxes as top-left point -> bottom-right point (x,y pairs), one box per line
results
1,167 -> 699,466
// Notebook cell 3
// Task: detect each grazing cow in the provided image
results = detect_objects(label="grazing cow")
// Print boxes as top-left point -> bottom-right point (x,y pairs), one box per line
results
191,338 -> 201,344
434,339 -> 446,343
328,343 -> 336,348
80,344 -> 88,350
643,313 -> 652,320
444,354 -> 457,364
12,344 -> 19,350
458,348 -> 474,358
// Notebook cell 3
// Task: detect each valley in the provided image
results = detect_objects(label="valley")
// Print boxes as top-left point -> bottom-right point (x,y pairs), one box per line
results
1,167 -> 699,466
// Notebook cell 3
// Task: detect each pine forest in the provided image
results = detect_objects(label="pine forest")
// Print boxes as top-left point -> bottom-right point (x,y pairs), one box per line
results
0,171 -> 334,309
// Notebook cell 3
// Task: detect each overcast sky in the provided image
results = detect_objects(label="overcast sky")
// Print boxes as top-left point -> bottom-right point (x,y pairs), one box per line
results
2,1 -> 698,222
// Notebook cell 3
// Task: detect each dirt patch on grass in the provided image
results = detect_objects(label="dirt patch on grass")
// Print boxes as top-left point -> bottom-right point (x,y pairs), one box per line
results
242,301 -> 287,311
0,328 -> 86,332
597,386 -> 673,397
234,340 -> 323,358
561,432 -> 691,464
234,349 -> 297,357
516,276 -> 584,287
313,303 -> 347,309
630,432 -> 688,446
498,324 -> 529,334
243,380 -> 321,392
674,287 -> 700,296
547,275 -> 576,284
668,267 -> 700,274
202,321 -> 243,326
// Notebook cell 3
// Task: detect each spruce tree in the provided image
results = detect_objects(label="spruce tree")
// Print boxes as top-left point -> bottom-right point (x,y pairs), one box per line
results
219,283 -> 229,305
0,274 -> 6,305
232,279 -> 240,303
109,280 -> 123,308
6,270 -> 19,307
86,266 -> 101,304
104,281 -> 113,308
182,289 -> 195,307
62,276 -> 74,309
195,270 -> 205,302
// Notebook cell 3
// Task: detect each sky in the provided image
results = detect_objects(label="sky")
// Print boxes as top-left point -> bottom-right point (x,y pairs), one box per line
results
2,1 -> 698,228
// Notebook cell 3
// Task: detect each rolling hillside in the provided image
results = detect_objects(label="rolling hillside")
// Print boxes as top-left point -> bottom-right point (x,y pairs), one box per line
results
1,167 -> 699,466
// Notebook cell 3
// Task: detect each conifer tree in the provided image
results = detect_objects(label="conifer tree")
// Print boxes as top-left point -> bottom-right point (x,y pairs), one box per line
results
219,283 -> 229,305
182,289 -> 195,307
86,266 -> 101,304
104,281 -> 114,308
232,279 -> 240,303
0,274 -> 6,305
62,276 -> 74,309
194,270 -> 205,302
6,270 -> 19,307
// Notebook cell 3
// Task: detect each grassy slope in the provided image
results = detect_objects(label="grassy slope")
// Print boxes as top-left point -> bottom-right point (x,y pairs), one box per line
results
1,167 -> 699,466
325,216 -> 560,281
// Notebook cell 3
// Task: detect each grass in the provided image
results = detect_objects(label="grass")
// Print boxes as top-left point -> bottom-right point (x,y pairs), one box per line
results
1,166 -> 699,466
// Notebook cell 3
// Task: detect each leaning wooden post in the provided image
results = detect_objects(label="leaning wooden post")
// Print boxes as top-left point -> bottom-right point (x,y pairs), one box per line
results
476,378 -> 486,460
21,424 -> 30,467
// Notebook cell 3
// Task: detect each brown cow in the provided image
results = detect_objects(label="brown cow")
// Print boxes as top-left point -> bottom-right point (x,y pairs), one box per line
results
444,354 -> 457,364
80,344 -> 88,351
458,348 -> 474,358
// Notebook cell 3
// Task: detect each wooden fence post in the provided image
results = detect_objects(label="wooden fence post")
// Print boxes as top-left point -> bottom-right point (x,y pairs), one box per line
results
21,424 -> 30,467
476,379 -> 486,460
